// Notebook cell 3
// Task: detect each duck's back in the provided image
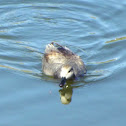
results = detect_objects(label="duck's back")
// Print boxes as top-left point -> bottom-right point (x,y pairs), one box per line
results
42,43 -> 86,77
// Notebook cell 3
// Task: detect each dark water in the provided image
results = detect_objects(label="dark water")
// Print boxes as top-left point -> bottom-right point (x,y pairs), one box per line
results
0,0 -> 126,125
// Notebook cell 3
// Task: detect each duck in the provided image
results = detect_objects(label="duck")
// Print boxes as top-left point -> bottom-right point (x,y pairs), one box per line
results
42,42 -> 86,87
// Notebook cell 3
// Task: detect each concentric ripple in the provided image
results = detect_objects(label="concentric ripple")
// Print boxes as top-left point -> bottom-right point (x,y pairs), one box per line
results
0,1 -> 126,87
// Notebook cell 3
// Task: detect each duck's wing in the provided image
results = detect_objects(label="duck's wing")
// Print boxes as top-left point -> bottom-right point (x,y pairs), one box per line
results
43,48 -> 66,77
44,51 -> 67,64
44,43 -> 74,63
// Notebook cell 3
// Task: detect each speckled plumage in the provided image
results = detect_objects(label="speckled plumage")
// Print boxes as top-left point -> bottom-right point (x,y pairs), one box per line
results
42,42 -> 86,80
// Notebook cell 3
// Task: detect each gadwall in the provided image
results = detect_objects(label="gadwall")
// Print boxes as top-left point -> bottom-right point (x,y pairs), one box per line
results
42,42 -> 86,87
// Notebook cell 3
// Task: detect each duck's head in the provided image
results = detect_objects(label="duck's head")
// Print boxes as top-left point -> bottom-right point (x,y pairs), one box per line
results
59,65 -> 74,87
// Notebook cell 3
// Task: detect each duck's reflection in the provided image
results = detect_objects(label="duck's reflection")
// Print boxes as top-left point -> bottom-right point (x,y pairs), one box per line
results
59,85 -> 73,105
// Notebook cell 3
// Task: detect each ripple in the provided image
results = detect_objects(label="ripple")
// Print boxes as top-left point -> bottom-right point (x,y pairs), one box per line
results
106,36 -> 126,43
0,0 -> 126,88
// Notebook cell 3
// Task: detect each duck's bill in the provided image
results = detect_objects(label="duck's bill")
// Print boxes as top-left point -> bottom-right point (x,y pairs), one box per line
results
59,77 -> 67,87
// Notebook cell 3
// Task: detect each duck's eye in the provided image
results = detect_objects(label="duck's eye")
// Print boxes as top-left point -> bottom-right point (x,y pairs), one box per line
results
68,68 -> 73,73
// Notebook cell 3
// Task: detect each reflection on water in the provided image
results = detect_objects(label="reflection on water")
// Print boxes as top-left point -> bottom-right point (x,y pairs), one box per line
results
87,58 -> 117,65
0,64 -> 33,74
0,0 -> 126,125
105,36 -> 126,43
0,40 -> 42,77
59,85 -> 73,105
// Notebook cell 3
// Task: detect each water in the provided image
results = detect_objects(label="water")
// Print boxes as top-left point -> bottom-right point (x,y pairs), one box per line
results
0,0 -> 126,126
